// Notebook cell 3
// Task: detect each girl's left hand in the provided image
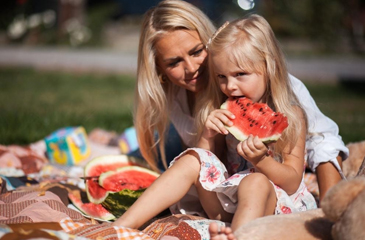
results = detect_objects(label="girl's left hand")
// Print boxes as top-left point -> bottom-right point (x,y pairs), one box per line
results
236,135 -> 268,165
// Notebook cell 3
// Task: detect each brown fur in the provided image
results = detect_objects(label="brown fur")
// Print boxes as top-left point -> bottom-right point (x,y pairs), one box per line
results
321,177 -> 365,240
343,140 -> 365,178
234,209 -> 332,240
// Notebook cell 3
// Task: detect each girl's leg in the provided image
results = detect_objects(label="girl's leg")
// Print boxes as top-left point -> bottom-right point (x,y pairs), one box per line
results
113,151 -> 201,229
197,184 -> 233,222
230,173 -> 277,231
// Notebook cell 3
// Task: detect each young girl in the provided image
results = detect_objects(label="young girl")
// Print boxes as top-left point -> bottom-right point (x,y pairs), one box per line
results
113,14 -> 317,235
203,14 -> 318,239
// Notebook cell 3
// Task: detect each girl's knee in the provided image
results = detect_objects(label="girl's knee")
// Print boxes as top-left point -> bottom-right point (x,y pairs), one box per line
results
238,173 -> 272,192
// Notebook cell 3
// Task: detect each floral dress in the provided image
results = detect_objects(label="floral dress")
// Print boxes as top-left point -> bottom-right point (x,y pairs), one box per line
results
170,134 -> 317,215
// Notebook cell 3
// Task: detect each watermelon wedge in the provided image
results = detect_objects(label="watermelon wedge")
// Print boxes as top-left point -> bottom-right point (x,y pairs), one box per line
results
84,155 -> 135,204
99,166 -> 160,192
221,97 -> 288,143
68,192 -> 115,221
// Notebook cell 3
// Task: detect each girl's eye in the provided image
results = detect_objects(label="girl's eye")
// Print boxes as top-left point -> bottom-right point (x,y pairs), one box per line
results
237,72 -> 246,76
217,74 -> 225,79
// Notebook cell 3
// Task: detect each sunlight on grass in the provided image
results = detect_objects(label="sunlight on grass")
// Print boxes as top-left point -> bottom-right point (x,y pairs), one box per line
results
0,68 -> 135,144
0,67 -> 364,145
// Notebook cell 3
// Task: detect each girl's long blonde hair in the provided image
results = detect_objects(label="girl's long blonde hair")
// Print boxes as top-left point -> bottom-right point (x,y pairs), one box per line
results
135,0 -> 215,171
197,14 -> 307,158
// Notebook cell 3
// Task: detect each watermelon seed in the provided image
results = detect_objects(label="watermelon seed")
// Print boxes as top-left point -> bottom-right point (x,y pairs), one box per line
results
273,121 -> 277,124
242,113 -> 246,117
250,124 -> 253,127
259,108 -> 263,112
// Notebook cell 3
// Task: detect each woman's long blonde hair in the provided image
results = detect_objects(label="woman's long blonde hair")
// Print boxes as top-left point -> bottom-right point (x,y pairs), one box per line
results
197,14 -> 307,158
135,0 -> 215,171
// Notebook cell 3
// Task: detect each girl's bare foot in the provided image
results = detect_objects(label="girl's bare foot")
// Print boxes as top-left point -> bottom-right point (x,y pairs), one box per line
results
209,222 -> 236,240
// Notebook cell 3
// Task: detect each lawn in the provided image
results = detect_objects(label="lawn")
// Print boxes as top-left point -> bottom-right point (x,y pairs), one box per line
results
0,67 -> 364,145
0,68 -> 135,144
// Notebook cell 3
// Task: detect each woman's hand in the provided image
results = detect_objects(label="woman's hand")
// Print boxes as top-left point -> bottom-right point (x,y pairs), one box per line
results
201,109 -> 235,140
236,135 -> 270,165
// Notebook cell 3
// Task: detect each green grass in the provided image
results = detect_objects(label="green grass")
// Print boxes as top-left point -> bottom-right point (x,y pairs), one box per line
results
0,67 -> 364,145
0,68 -> 135,144
305,81 -> 365,144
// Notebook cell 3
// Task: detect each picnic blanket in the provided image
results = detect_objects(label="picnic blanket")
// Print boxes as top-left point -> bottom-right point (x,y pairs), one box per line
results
0,128 -> 320,240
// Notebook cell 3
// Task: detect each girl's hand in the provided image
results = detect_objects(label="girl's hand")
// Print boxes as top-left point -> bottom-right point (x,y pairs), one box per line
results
202,109 -> 235,140
236,135 -> 269,165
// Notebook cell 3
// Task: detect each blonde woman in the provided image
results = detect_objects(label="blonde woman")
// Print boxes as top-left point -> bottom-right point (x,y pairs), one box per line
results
129,0 -> 347,207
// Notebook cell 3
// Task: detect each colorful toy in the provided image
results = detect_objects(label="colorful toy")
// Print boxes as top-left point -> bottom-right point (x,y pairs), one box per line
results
45,126 -> 90,166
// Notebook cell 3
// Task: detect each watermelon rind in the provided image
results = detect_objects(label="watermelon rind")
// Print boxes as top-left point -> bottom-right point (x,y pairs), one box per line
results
101,189 -> 145,218
84,155 -> 131,176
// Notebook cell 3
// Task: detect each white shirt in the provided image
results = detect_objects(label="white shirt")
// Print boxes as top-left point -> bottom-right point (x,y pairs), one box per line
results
169,75 -> 349,174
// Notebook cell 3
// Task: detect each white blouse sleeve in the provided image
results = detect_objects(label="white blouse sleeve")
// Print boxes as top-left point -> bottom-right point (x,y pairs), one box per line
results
289,74 -> 349,174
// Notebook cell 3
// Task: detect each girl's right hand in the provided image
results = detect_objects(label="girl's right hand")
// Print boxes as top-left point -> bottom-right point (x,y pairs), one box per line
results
202,109 -> 235,140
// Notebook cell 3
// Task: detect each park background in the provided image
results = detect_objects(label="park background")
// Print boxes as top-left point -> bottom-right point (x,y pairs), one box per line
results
0,0 -> 364,146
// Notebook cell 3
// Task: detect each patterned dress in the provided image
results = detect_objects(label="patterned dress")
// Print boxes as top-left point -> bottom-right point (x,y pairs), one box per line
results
170,134 -> 317,215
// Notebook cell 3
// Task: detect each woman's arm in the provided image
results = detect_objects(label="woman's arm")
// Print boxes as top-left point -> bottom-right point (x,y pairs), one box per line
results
290,74 -> 349,171
289,74 -> 348,199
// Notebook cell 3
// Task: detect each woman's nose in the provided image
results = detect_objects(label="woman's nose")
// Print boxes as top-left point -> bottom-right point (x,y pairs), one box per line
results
184,58 -> 197,74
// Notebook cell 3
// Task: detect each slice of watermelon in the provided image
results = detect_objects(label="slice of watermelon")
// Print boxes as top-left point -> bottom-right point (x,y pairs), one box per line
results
220,97 -> 289,143
97,166 -> 159,217
84,155 -> 136,204
68,192 -> 115,221
99,166 -> 160,192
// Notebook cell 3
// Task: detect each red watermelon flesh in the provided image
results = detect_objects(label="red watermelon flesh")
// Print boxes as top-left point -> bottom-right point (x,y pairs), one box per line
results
68,192 -> 115,221
84,155 -> 135,204
99,166 -> 160,192
220,97 -> 288,143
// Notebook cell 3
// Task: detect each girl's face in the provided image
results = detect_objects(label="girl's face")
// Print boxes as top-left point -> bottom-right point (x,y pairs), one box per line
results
212,52 -> 266,103
155,29 -> 208,93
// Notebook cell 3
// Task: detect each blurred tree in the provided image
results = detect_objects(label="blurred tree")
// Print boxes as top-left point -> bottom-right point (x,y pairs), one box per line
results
257,0 -> 365,54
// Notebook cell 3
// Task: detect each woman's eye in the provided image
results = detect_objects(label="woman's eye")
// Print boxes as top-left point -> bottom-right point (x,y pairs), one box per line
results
168,61 -> 179,67
192,48 -> 203,56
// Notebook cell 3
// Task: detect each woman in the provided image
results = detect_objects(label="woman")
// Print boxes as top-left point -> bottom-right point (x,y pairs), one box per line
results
131,0 -> 348,202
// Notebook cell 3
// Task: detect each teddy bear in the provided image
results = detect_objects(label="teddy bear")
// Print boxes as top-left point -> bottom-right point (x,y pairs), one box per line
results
321,176 -> 365,240
343,140 -> 365,178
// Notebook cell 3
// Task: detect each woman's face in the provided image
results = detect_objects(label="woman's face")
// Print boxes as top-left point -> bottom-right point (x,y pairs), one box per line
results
155,29 -> 208,93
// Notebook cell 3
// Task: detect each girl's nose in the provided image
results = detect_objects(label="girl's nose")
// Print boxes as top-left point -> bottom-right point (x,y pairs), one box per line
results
226,78 -> 237,91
